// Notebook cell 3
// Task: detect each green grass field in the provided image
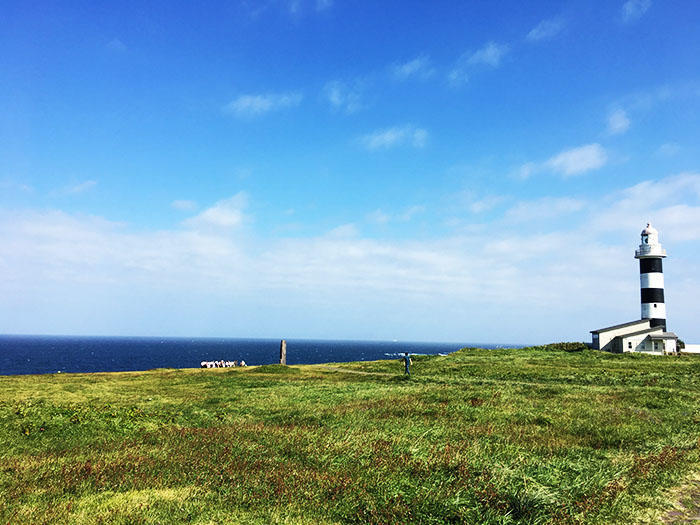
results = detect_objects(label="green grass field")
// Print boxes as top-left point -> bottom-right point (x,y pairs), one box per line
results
1,344 -> 699,524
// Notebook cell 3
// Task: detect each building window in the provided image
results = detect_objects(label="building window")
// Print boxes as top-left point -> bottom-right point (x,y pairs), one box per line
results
628,341 -> 632,349
654,342 -> 658,350
654,304 -> 657,308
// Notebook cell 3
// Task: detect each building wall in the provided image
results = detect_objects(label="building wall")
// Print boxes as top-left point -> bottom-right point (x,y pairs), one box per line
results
620,334 -> 677,354
595,321 -> 651,351
620,333 -> 653,353
665,339 -> 677,354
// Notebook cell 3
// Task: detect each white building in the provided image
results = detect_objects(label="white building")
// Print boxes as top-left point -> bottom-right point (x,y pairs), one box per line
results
590,224 -> 679,355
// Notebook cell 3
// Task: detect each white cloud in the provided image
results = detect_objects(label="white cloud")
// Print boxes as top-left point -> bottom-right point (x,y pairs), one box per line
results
515,162 -> 538,180
171,200 -> 198,211
505,197 -> 585,221
467,42 -> 508,67
517,144 -> 608,179
0,209 -> 247,300
323,80 -> 364,114
526,18 -> 565,41
397,205 -> 425,221
0,179 -> 33,192
607,109 -> 630,135
448,41 -> 508,86
589,172 -> 700,241
3,172 -> 700,341
359,125 -> 428,151
234,167 -> 253,180
544,143 -> 608,177
468,196 -> 505,214
223,92 -> 302,118
242,0 -> 333,19
653,205 -> 700,241
656,143 -> 680,157
622,0 -> 651,23
621,84 -> 679,112
366,206 -> 425,224
411,128 -> 428,148
62,180 -> 97,195
326,223 -> 359,238
455,191 -> 506,214
288,0 -> 332,14
106,38 -> 127,52
0,206 -> 635,341
615,172 -> 700,207
183,193 -> 248,229
447,68 -> 469,87
366,209 -> 390,225
391,55 -> 435,81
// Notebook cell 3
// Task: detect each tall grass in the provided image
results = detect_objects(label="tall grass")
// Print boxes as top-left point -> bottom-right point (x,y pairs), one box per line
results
1,345 -> 698,523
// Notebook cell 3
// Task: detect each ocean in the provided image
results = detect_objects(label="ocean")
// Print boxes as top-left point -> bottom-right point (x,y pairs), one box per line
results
0,335 -> 514,376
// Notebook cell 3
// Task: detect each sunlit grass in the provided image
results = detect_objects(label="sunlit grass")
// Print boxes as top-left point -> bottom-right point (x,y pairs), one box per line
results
1,344 -> 699,523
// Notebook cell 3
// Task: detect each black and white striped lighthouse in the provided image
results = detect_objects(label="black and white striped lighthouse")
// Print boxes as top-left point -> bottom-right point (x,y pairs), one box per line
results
634,223 -> 667,330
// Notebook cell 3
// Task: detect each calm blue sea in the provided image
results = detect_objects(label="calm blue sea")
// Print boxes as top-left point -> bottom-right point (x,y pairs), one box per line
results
0,335 -> 514,376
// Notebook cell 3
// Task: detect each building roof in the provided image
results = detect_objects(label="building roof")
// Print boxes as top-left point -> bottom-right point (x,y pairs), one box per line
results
649,332 -> 678,340
616,327 -> 665,338
591,319 -> 650,334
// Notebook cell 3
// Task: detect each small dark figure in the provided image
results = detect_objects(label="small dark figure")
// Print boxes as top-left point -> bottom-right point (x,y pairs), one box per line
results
403,352 -> 411,376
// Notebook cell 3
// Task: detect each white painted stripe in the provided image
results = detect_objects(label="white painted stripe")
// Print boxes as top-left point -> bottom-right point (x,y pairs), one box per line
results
640,273 -> 664,289
642,303 -> 666,319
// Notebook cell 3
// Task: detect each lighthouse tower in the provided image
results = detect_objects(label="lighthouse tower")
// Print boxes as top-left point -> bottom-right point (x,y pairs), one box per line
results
591,223 -> 679,354
634,223 -> 667,330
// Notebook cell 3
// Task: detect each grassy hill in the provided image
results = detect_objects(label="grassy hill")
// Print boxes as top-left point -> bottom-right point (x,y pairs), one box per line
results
1,344 -> 699,524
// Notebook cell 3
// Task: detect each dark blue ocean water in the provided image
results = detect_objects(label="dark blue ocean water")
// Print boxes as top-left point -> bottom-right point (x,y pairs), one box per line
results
0,335 -> 514,376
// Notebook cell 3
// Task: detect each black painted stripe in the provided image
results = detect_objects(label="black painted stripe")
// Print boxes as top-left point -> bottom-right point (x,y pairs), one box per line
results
650,318 -> 667,330
641,288 -> 665,303
640,258 -> 663,274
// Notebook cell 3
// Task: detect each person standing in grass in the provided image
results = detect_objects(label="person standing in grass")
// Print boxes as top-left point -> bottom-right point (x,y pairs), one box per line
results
403,352 -> 411,377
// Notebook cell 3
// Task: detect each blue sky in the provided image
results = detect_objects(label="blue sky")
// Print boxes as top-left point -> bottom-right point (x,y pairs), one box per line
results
1,0 -> 700,343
